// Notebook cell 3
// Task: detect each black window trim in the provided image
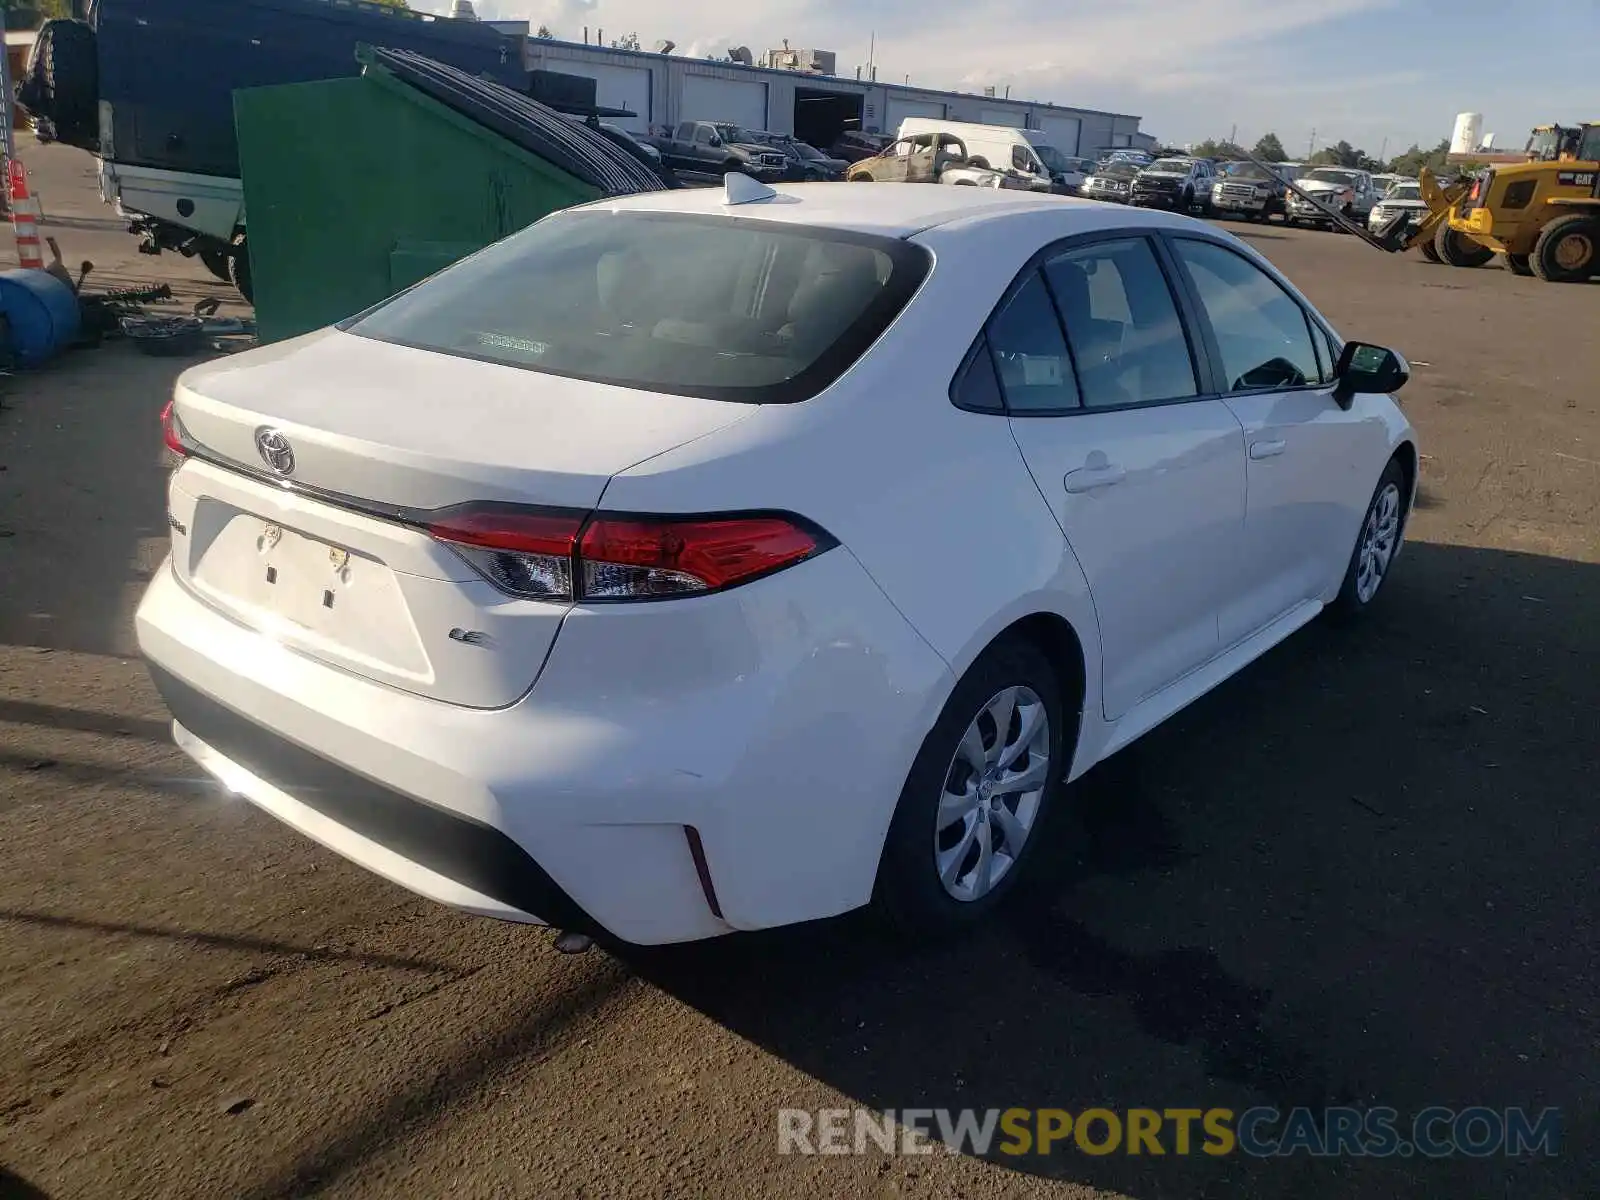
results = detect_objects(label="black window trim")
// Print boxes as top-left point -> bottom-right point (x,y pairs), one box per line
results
948,227 -> 1217,419
1160,231 -> 1343,398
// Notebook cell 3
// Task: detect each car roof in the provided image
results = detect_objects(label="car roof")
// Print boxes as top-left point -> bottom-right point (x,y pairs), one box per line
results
585,182 -> 1123,238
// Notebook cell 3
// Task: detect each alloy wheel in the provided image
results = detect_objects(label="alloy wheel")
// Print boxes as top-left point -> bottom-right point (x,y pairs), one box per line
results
934,685 -> 1051,902
1355,483 -> 1402,603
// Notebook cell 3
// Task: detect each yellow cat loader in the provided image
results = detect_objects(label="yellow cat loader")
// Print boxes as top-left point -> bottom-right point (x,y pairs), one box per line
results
1423,122 -> 1600,281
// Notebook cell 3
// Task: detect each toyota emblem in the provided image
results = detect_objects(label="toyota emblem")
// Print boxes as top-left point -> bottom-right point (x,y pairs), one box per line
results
255,427 -> 295,477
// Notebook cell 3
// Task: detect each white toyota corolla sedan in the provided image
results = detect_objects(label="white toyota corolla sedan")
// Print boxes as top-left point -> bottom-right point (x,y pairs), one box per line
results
137,179 -> 1417,946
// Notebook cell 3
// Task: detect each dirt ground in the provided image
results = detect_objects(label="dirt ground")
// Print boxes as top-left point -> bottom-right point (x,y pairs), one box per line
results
2,140 -> 1597,1200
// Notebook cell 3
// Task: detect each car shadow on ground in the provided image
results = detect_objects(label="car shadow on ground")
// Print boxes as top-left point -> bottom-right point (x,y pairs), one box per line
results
626,541 -> 1597,1199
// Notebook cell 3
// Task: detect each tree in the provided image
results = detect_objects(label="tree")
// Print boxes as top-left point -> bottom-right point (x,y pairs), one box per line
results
1251,132 -> 1286,162
1386,139 -> 1451,177
535,24 -> 554,38
1309,139 -> 1364,168
609,31 -> 640,50
366,0 -> 408,7
1189,138 -> 1245,161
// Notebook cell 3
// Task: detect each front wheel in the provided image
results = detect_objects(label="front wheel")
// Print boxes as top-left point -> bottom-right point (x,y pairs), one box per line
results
1506,253 -> 1534,276
1419,237 -> 1441,263
1530,214 -> 1600,283
874,637 -> 1068,938
1329,458 -> 1407,620
1434,224 -> 1495,268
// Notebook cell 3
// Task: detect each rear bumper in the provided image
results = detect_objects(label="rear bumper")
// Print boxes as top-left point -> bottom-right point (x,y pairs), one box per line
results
136,547 -> 950,945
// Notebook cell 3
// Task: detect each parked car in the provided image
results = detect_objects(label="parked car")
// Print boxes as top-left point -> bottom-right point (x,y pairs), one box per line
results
1035,147 -> 1094,195
1131,156 -> 1215,212
1369,173 -> 1412,197
831,130 -> 893,163
1285,167 -> 1379,229
645,121 -> 789,181
845,133 -> 1008,187
1367,179 -> 1427,235
138,181 -> 1417,947
1081,160 -> 1141,202
1209,161 -> 1290,221
752,132 -> 848,181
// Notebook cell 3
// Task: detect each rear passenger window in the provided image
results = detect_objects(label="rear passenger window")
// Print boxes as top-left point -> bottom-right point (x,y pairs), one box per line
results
1172,239 -> 1320,392
986,272 -> 1081,413
1044,238 -> 1197,409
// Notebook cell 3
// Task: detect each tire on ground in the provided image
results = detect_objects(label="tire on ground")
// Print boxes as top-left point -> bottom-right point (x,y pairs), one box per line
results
1419,237 -> 1441,263
1328,456 -> 1409,622
227,233 -> 254,304
199,246 -> 232,283
873,634 -> 1072,939
1530,214 -> 1600,283
1505,253 -> 1534,276
1434,224 -> 1495,268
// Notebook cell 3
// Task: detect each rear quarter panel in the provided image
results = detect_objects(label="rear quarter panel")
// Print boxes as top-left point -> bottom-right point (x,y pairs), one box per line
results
599,206 -> 1172,774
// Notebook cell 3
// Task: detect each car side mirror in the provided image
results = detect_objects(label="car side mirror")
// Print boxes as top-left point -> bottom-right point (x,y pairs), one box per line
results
1334,341 -> 1409,408
709,135 -> 722,147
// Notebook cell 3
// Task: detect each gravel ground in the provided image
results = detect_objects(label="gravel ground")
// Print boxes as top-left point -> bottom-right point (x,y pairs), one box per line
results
2,140 -> 1597,1200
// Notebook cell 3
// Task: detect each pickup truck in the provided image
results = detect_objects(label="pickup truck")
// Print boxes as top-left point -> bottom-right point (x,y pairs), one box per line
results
645,122 -> 790,182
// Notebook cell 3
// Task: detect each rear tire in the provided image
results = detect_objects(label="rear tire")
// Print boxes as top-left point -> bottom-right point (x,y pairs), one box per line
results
227,233 -> 253,304
1328,458 -> 1408,621
1530,214 -> 1600,283
1419,237 -> 1441,263
1505,253 -> 1534,276
873,636 -> 1069,940
199,247 -> 231,283
1434,224 -> 1495,267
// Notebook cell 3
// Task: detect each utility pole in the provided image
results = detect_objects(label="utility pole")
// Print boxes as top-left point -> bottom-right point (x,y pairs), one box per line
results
866,31 -> 875,81
1379,136 -> 1389,165
1229,123 -> 1237,147
1307,128 -> 1317,158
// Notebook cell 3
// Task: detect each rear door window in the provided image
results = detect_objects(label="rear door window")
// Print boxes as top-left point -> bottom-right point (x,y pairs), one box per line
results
1044,238 -> 1197,408
348,212 -> 930,404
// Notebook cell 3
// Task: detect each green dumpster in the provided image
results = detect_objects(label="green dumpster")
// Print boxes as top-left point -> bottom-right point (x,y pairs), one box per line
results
234,60 -> 603,343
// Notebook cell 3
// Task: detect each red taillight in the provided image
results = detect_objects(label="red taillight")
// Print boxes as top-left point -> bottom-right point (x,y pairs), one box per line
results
580,515 -> 822,600
427,506 -> 584,601
426,506 -> 830,603
1469,179 -> 1482,201
160,399 -> 188,457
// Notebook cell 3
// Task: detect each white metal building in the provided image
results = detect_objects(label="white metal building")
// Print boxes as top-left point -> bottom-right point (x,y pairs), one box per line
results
522,38 -> 1144,157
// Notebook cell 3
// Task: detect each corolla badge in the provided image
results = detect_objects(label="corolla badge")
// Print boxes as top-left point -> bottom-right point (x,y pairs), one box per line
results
255,427 -> 295,477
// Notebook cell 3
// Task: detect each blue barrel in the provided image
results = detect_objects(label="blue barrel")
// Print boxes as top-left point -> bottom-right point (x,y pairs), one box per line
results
0,268 -> 81,366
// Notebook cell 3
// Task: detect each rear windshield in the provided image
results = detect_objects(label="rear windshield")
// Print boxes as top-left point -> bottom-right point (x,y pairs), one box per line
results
346,211 -> 930,404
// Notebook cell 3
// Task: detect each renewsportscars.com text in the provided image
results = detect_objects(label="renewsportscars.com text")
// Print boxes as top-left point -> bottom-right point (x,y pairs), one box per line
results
778,1106 -> 1561,1159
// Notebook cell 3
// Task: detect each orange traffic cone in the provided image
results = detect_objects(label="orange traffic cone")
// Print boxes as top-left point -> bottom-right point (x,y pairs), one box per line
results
7,159 -> 45,271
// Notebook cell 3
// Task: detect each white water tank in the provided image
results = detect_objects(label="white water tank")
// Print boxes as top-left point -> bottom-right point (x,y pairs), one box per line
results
1450,112 -> 1483,155
450,0 -> 479,19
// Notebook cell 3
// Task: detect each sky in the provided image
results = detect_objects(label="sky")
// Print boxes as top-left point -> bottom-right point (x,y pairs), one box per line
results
428,0 -> 1599,158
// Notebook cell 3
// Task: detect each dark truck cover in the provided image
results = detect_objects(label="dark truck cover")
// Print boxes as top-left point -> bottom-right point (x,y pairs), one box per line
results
90,0 -> 527,177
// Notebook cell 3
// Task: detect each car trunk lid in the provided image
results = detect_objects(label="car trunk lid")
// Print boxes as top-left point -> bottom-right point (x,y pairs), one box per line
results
166,329 -> 751,708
